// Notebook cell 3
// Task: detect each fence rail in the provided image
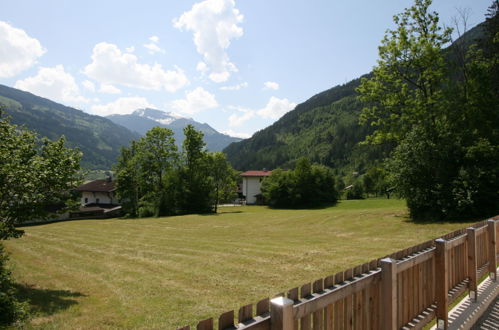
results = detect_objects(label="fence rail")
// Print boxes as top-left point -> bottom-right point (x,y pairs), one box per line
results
178,216 -> 499,330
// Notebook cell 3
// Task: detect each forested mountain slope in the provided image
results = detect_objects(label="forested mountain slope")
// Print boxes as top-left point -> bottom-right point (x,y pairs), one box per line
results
223,22 -> 485,174
0,84 -> 140,169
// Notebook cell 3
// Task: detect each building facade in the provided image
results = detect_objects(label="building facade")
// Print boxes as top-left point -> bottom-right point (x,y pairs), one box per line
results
240,170 -> 272,204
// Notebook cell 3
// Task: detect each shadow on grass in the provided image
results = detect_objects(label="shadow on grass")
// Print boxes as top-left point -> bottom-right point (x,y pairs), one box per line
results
402,216 -> 485,225
15,283 -> 86,316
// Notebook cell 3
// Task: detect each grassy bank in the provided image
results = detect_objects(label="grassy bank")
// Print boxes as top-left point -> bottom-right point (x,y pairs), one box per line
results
4,199 -> 477,328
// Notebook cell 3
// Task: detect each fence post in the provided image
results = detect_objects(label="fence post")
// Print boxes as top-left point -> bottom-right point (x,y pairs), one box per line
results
488,220 -> 497,281
435,238 -> 449,330
467,227 -> 478,301
270,296 -> 294,330
381,258 -> 397,330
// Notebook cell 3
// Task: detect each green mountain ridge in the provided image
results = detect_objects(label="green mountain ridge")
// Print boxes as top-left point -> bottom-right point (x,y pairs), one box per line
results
223,22 -> 485,174
0,84 -> 140,170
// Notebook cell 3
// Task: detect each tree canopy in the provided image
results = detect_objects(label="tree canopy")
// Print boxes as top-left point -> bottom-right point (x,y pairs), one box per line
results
358,0 -> 499,220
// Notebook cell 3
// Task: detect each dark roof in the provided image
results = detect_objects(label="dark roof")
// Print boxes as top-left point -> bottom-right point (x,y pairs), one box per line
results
75,179 -> 116,192
240,170 -> 272,177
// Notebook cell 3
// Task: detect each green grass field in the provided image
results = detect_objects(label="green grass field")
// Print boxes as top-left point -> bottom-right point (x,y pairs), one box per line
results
4,199 -> 479,329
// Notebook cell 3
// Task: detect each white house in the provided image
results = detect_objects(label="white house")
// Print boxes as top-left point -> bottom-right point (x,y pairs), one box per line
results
240,170 -> 272,204
75,178 -> 117,206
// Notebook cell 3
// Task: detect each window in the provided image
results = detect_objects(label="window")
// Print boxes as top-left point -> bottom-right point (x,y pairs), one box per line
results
96,198 -> 100,204
84,197 -> 88,204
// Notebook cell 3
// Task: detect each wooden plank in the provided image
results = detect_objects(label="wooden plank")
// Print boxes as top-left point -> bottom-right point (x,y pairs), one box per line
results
353,266 -> 362,330
239,304 -> 253,323
380,258 -> 397,330
435,239 -> 448,329
256,298 -> 270,315
293,270 -> 380,320
446,234 -> 467,250
197,318 -> 214,330
488,220 -> 497,280
323,276 -> 335,330
334,272 -> 344,330
300,283 -> 312,330
313,279 -> 324,330
369,278 -> 380,330
467,227 -> 478,302
287,288 -> 298,330
344,268 -> 354,330
218,311 -> 234,330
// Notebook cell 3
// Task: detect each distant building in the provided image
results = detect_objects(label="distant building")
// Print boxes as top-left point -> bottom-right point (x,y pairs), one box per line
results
240,170 -> 272,204
75,177 -> 117,206
72,178 -> 121,218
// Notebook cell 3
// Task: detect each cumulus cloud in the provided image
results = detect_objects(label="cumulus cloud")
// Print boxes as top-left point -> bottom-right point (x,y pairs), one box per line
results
174,0 -> 243,83
257,96 -> 296,119
144,35 -> 165,54
172,87 -> 218,115
229,97 -> 296,127
221,129 -> 251,139
264,81 -> 279,90
0,21 -> 46,78
99,83 -> 121,94
91,96 -> 155,116
125,46 -> 135,53
82,80 -> 95,92
15,65 -> 88,105
220,81 -> 248,91
83,42 -> 188,92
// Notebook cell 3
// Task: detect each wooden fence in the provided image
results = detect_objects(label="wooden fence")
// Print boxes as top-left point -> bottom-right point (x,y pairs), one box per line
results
178,217 -> 498,330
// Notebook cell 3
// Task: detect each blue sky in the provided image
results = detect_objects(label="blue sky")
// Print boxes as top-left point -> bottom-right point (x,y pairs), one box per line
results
0,0 -> 492,138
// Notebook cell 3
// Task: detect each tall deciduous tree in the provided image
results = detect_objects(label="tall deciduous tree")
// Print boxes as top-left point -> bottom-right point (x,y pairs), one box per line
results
0,110 -> 81,325
208,152 -> 237,212
358,0 -> 499,220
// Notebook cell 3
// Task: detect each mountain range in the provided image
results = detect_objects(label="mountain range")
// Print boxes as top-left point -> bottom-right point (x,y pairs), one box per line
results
107,108 -> 241,152
0,85 -> 239,170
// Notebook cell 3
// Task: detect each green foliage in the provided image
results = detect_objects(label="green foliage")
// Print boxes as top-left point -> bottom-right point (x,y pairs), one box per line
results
115,125 -> 237,217
0,110 -> 82,237
358,0 -> 499,220
261,158 -> 338,208
0,245 -> 28,326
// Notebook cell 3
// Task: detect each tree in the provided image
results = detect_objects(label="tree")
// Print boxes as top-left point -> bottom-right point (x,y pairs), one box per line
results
358,0 -> 499,220
207,152 -> 237,212
0,110 -> 81,325
115,127 -> 177,217
262,158 -> 338,208
177,125 -> 213,214
0,110 -> 81,237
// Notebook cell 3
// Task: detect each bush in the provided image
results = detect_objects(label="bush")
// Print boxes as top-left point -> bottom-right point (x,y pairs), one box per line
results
262,158 -> 338,208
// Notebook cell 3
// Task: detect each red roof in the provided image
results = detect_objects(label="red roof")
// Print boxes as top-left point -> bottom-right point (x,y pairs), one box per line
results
240,170 -> 272,177
75,179 -> 116,192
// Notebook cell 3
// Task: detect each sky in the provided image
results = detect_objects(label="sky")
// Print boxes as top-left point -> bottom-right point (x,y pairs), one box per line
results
0,0 -> 493,138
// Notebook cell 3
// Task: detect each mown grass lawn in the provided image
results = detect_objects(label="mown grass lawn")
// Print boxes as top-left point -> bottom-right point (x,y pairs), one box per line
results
4,199 -> 479,329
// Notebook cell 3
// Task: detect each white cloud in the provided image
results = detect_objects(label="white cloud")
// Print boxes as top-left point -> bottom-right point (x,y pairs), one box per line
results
14,65 -> 89,105
174,0 -> 243,83
125,46 -> 135,52
221,129 -> 250,139
172,87 -> 218,115
264,81 -> 279,90
228,97 -> 296,127
83,42 -> 188,92
257,96 -> 296,119
99,83 -> 121,94
82,80 -> 95,92
91,97 -> 155,116
220,81 -> 248,91
196,61 -> 208,73
144,42 -> 165,54
0,21 -> 46,78
143,36 -> 165,54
